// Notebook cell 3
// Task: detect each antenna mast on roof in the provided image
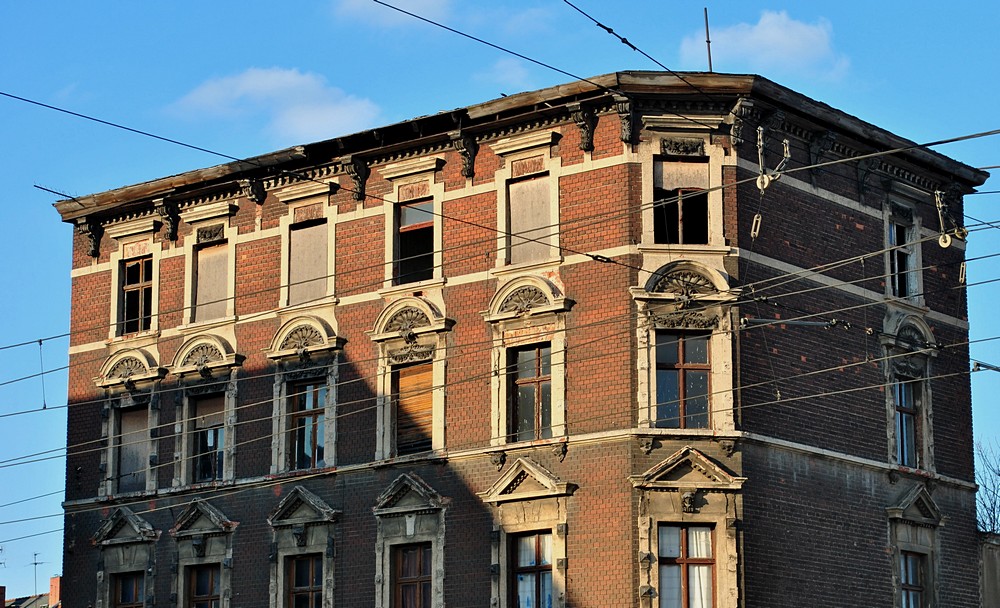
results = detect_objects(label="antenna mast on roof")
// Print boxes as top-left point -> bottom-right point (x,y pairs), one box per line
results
704,7 -> 713,72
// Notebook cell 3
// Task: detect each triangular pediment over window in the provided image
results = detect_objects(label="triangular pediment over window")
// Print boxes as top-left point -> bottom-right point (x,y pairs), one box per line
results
478,457 -> 577,504
268,486 -> 340,528
630,446 -> 745,491
886,484 -> 943,527
170,499 -> 238,538
92,507 -> 159,546
373,473 -> 447,516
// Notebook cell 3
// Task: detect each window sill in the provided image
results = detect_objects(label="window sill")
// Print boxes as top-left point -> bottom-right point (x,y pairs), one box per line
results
107,329 -> 161,346
177,315 -> 238,335
280,296 -> 339,313
883,296 -> 929,315
491,257 -> 563,278
379,276 -> 446,298
638,243 -> 731,255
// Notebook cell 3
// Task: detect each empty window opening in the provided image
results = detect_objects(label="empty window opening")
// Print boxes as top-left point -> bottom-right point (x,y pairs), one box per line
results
395,200 -> 434,284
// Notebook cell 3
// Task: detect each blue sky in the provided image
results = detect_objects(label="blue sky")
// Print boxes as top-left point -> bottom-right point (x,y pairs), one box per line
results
0,1 -> 997,598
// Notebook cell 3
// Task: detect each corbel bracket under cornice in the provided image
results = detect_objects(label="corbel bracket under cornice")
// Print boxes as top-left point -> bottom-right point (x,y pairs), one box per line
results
75,216 -> 104,258
340,155 -> 370,201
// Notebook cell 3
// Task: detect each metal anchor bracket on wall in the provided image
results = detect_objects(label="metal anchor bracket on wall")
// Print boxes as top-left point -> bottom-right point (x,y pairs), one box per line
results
756,125 -> 791,195
933,190 -> 969,248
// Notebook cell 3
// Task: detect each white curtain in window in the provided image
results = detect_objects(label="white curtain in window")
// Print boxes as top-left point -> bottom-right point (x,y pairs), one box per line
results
688,565 -> 712,608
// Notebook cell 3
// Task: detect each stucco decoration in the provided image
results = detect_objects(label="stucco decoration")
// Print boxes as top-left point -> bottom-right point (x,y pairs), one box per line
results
92,506 -> 159,545
478,457 -> 577,504
97,349 -> 166,389
268,486 -> 340,528
886,484 -> 943,527
498,286 -> 549,315
170,499 -> 238,538
172,335 -> 244,378
385,307 -> 431,336
449,130 -> 478,178
267,316 -> 344,362
630,446 -> 745,491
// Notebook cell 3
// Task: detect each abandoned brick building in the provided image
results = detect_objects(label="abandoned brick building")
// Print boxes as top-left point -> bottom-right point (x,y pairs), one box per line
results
57,72 -> 988,607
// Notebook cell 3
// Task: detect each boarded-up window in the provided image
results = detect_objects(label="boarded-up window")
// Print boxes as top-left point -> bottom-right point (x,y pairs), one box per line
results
289,220 -> 328,305
117,407 -> 148,492
393,362 -> 433,455
653,159 -> 709,245
195,242 -> 227,321
508,175 -> 553,265
192,395 -> 225,482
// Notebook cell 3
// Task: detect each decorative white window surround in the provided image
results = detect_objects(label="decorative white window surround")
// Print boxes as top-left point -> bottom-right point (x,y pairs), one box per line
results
92,507 -> 159,608
490,130 -> 563,270
178,201 -> 239,327
169,335 -> 243,487
367,296 -> 452,460
266,316 -> 345,473
377,157 -> 446,289
274,181 -> 338,309
631,261 -> 737,432
483,275 -> 572,447
169,500 -> 237,608
629,446 -> 743,608
880,316 -> 936,472
478,457 -> 576,608
105,216 -> 164,342
886,484 -> 941,608
373,474 -> 447,608
885,198 -> 925,307
638,130 -> 728,249
267,486 -> 340,608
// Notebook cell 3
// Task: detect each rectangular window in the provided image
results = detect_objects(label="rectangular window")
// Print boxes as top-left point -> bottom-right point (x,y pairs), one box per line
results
194,242 -> 228,322
191,395 -> 225,483
393,543 -> 432,608
889,221 -> 912,298
653,189 -> 709,245
393,362 -> 433,456
121,257 -> 153,334
289,220 -> 328,306
508,174 -> 553,265
395,200 -> 434,285
117,407 -> 148,492
895,378 -> 919,467
654,331 -> 710,429
653,158 -> 709,245
289,381 -> 326,470
508,344 -> 552,442
900,552 -> 925,608
288,554 -> 322,608
658,525 -> 714,608
187,564 -> 220,608
113,572 -> 145,608
511,532 -> 552,608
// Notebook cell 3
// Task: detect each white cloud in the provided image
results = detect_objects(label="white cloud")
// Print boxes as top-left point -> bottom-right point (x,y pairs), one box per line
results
680,11 -> 849,80
332,0 -> 451,27
472,58 -> 534,94
171,68 -> 380,144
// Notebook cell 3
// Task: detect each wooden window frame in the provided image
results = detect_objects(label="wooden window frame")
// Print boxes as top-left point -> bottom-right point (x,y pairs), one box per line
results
395,200 -> 435,285
889,221 -> 913,298
120,256 -> 153,335
287,554 -> 322,608
288,380 -> 326,470
392,543 -> 432,608
653,188 -> 709,245
507,343 -> 552,442
113,572 -> 145,608
654,331 -> 711,429
657,524 -> 716,608
187,564 -> 221,608
509,532 -> 552,608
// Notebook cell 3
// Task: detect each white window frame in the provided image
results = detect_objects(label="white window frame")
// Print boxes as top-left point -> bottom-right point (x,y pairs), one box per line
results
377,157 -> 446,290
274,182 -> 337,309
179,202 -> 238,328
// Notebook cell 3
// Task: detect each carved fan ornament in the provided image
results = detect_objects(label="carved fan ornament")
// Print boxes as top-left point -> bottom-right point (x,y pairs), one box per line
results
652,271 -> 717,298
386,307 -> 431,334
499,286 -> 548,314
897,325 -> 927,351
182,344 -> 223,368
108,356 -> 147,380
279,325 -> 325,351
